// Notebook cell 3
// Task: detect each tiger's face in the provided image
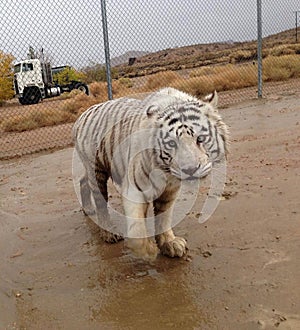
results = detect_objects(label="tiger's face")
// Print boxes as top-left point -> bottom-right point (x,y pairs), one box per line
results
149,97 -> 228,181
158,120 -> 212,180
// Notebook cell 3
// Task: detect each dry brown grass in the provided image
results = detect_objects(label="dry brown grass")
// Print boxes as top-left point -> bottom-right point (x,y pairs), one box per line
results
118,77 -> 133,88
173,63 -> 257,97
3,34 -> 300,133
1,81 -> 135,132
229,50 -> 255,63
89,81 -> 108,99
182,55 -> 300,97
144,71 -> 180,90
268,44 -> 300,57
1,107 -> 76,132
190,66 -> 215,78
263,55 -> 300,81
2,91 -> 96,132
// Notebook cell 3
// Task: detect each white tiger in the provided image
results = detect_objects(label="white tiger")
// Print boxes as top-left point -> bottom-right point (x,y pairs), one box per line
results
73,87 -> 229,260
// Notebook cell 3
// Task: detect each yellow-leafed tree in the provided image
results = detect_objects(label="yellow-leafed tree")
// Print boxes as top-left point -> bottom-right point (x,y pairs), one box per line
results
0,51 -> 15,103
52,67 -> 86,85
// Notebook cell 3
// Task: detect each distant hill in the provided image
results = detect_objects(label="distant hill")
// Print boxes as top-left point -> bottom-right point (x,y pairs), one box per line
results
110,50 -> 149,67
115,28 -> 299,78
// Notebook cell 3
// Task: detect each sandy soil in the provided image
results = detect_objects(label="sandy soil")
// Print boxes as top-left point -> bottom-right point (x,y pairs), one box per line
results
0,90 -> 300,329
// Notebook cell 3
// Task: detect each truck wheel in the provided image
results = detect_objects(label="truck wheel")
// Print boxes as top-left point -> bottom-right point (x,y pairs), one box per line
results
19,97 -> 27,105
75,83 -> 89,95
23,88 -> 41,105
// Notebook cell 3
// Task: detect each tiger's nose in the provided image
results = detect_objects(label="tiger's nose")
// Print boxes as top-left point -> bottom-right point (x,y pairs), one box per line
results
181,167 -> 198,176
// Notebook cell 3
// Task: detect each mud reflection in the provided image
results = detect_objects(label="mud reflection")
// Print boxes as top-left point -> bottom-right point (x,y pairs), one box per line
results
86,219 -> 209,329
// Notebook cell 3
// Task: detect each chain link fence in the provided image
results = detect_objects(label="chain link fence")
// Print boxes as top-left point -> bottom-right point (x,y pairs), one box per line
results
1,0 -> 300,159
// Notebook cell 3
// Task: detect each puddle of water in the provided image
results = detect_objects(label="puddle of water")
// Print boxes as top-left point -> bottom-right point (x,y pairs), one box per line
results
83,234 -> 210,330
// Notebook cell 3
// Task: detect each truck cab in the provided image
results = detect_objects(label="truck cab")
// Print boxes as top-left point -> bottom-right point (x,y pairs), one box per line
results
14,59 -> 88,105
14,59 -> 48,105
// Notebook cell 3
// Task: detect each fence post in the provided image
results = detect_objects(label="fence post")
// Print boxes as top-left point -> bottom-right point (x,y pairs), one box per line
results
101,0 -> 113,100
295,11 -> 300,42
257,0 -> 263,98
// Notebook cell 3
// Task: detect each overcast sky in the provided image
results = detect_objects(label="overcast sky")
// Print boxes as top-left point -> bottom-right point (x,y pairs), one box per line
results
0,0 -> 299,68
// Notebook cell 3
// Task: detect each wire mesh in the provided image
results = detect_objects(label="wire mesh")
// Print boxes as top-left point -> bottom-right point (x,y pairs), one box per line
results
0,0 -> 300,159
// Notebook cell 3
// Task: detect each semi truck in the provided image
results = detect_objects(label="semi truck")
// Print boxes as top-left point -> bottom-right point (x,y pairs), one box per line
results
13,59 -> 89,105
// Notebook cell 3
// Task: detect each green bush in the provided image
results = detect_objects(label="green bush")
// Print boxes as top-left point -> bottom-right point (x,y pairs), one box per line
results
53,67 -> 86,85
83,63 -> 119,83
118,77 -> 133,88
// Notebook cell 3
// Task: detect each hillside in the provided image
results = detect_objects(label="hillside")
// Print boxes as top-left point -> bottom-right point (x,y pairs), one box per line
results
116,28 -> 299,78
110,50 -> 149,66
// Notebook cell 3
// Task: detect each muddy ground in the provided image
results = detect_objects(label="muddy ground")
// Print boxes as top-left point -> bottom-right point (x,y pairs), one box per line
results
0,90 -> 300,329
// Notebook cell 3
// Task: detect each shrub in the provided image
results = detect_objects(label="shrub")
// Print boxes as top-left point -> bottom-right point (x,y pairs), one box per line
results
190,66 -> 214,78
230,50 -> 254,63
83,63 -> 119,83
172,76 -> 214,98
1,90 -> 102,132
89,81 -> 107,99
60,89 -> 101,115
1,108 -> 76,132
293,45 -> 300,55
144,71 -> 179,90
0,51 -> 15,102
263,55 -> 300,81
269,45 -> 295,57
53,67 -> 86,85
118,77 -> 133,88
173,63 -> 257,97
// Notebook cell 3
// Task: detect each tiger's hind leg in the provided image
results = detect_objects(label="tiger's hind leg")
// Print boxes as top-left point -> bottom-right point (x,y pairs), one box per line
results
79,173 -> 94,217
75,148 -> 94,216
83,163 -> 123,244
154,189 -> 188,258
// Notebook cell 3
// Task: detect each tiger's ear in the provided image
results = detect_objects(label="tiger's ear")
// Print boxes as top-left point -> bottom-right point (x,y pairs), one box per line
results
204,90 -> 218,109
146,104 -> 160,117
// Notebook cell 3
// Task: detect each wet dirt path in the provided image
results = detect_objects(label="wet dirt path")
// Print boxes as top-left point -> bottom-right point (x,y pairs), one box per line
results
1,92 -> 300,329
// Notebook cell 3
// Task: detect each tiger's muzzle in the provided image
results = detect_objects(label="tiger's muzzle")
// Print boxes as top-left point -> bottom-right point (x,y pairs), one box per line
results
171,162 -> 212,180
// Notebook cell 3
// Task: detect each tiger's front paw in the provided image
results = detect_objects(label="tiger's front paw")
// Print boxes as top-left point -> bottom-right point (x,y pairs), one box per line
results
126,238 -> 159,261
160,236 -> 187,258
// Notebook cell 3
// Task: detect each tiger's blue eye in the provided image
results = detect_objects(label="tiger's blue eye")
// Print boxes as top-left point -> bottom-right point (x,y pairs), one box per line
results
197,135 -> 205,144
167,140 -> 177,148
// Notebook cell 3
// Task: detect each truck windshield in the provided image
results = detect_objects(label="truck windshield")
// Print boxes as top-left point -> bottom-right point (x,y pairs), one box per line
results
23,63 -> 33,71
14,63 -> 34,73
14,64 -> 21,73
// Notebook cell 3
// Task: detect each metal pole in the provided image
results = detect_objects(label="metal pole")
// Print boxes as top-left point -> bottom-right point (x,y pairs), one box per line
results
296,12 -> 298,42
257,0 -> 263,98
101,0 -> 113,100
295,11 -> 300,43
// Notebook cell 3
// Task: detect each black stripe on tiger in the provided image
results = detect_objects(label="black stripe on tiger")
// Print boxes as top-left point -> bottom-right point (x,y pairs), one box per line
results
186,114 -> 200,121
168,117 -> 179,126
157,138 -> 171,164
175,125 -> 184,137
